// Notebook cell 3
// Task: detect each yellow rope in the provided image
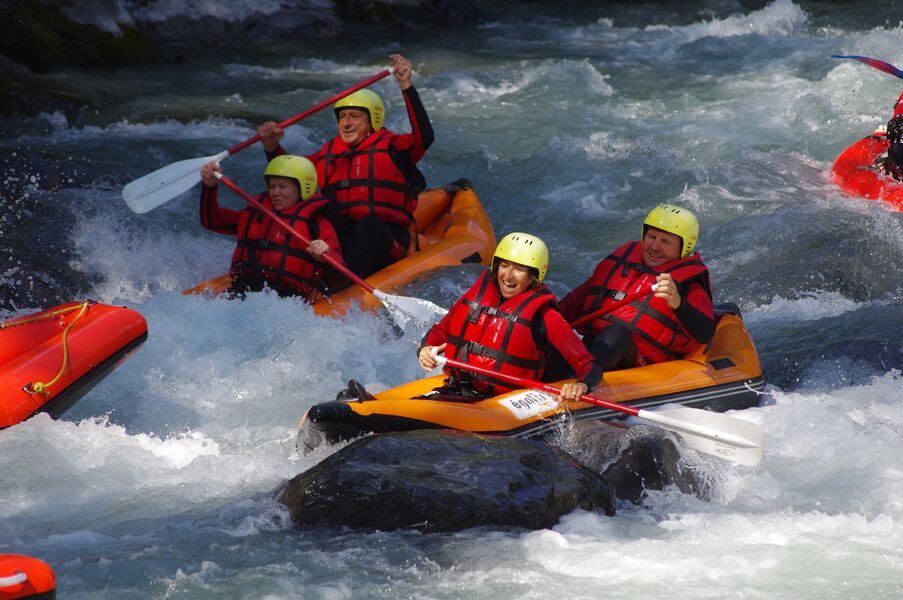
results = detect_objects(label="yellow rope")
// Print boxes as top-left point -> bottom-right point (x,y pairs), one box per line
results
2,301 -> 93,395
1,301 -> 90,329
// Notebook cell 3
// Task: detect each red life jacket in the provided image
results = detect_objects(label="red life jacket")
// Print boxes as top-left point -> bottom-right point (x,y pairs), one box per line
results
318,129 -> 423,228
230,194 -> 330,300
577,241 -> 712,363
444,271 -> 557,395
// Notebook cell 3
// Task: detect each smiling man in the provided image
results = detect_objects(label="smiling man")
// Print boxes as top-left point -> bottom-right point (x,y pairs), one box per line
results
558,204 -> 714,372
258,54 -> 434,280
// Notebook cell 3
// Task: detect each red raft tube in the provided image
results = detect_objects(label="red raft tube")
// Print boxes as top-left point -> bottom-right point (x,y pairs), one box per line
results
831,126 -> 903,211
0,300 -> 148,429
0,554 -> 56,600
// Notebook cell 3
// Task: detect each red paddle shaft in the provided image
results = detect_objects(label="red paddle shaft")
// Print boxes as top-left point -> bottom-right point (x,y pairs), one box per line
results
567,286 -> 654,329
225,69 -> 393,156
440,356 -> 641,418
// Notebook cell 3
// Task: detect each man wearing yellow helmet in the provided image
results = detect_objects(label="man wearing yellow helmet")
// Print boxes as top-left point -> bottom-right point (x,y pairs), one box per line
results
418,233 -> 601,402
558,205 -> 715,371
198,156 -> 345,301
257,54 -> 434,279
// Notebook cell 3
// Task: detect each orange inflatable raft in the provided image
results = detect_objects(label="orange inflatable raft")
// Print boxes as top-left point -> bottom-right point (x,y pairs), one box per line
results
183,180 -> 496,316
0,301 -> 148,429
296,305 -> 765,454
832,128 -> 903,211
0,554 -> 56,600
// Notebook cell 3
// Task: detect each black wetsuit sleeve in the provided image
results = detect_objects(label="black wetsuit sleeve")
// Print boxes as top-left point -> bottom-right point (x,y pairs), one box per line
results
534,306 -> 603,391
576,361 -> 603,391
674,282 -> 716,343
265,145 -> 287,162
403,86 -> 434,152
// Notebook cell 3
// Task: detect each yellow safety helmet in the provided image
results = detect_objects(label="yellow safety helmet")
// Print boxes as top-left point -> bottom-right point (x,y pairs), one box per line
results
263,155 -> 317,201
642,204 -> 699,257
334,89 -> 384,132
492,232 -> 549,283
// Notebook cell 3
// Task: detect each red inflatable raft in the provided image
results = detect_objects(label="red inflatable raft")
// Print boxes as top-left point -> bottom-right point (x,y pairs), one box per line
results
0,554 -> 56,600
831,128 -> 903,211
0,301 -> 148,429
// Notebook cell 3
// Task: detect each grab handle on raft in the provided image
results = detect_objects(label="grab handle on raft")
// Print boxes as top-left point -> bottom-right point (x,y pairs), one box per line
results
0,571 -> 27,587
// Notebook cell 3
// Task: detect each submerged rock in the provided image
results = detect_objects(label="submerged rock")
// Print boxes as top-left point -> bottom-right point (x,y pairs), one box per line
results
560,421 -> 714,505
278,429 -> 616,532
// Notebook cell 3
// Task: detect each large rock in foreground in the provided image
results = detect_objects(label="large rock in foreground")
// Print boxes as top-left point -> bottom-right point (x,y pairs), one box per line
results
278,429 -> 616,532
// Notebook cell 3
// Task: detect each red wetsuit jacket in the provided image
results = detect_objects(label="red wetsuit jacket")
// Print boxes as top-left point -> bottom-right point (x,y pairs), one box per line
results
421,272 -> 601,396
560,241 -> 715,365
269,86 -> 433,229
200,184 -> 344,301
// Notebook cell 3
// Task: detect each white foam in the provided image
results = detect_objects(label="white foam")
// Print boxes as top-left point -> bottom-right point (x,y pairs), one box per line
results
646,0 -> 808,41
128,0 -> 285,23
745,291 -> 869,321
436,59 -> 613,106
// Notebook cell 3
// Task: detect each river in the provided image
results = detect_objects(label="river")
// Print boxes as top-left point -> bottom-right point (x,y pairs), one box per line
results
1,0 -> 902,597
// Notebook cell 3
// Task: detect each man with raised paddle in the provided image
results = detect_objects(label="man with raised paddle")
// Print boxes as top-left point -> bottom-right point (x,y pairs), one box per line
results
257,54 -> 434,279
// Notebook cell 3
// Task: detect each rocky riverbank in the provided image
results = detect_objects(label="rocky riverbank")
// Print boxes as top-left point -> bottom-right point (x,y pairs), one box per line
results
0,0 -> 483,118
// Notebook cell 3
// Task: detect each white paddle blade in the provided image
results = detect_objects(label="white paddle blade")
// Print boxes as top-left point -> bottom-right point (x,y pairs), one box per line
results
638,407 -> 764,466
122,150 -> 229,214
374,290 -> 447,328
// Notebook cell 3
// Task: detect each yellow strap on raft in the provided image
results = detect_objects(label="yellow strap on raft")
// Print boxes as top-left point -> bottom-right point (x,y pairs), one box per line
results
1,301 -> 92,395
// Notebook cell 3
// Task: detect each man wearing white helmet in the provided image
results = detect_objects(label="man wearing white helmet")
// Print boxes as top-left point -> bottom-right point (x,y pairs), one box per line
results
418,232 -> 601,402
258,54 -> 434,279
558,205 -> 715,372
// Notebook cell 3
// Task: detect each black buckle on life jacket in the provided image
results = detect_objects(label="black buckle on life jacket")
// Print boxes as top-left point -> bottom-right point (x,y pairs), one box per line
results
466,302 -> 482,324
466,343 -> 503,362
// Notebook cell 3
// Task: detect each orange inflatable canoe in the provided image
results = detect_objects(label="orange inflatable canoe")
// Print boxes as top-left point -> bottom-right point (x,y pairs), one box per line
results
0,301 -> 148,429
296,305 -> 765,455
832,128 -> 903,211
0,554 -> 56,600
183,180 -> 497,316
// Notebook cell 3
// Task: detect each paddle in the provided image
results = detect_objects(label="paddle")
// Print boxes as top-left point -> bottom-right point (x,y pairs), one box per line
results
434,354 -> 764,465
568,286 -> 654,329
215,173 -> 447,327
122,69 -> 394,214
832,55 -> 903,79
